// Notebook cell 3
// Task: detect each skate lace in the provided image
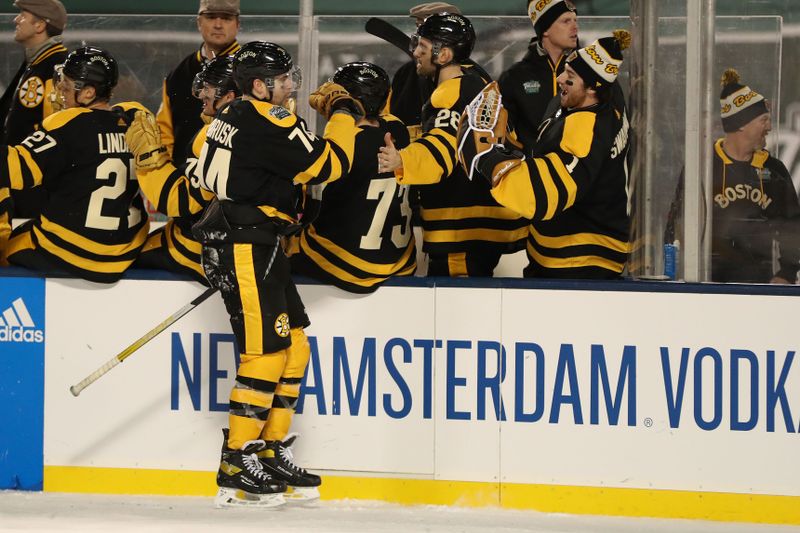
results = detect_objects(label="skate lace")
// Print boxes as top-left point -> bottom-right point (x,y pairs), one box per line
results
278,443 -> 307,474
243,453 -> 270,481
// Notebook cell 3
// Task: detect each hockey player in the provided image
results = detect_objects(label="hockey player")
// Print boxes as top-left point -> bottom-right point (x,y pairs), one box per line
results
189,41 -> 364,506
291,61 -> 416,292
498,0 -> 578,154
126,56 -> 238,285
0,46 -> 149,283
457,31 -> 632,279
377,13 -> 527,277
156,0 -> 241,167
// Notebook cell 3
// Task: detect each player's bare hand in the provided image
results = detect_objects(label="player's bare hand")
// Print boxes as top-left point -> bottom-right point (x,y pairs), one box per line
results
377,132 -> 402,174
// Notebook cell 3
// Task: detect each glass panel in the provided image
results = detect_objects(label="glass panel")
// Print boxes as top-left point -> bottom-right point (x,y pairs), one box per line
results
311,16 -> 630,128
0,15 -> 299,118
636,15 -> 782,283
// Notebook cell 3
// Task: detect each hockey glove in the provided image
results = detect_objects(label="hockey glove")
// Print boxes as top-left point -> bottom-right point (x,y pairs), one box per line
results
456,81 -> 509,182
309,81 -> 365,120
477,145 -> 525,188
125,109 -> 170,172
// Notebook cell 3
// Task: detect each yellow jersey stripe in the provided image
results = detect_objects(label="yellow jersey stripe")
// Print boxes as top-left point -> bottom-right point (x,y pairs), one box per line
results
533,157 -> 558,221
530,226 -> 629,252
256,205 -> 295,223
31,44 -> 67,65
545,153 -> 578,209
304,225 -> 415,276
420,205 -> 524,221
424,226 -> 528,244
299,233 -> 387,288
32,228 -> 135,273
15,146 -> 43,187
527,240 -> 625,272
425,129 -> 455,175
39,215 -> 148,255
233,244 -> 262,354
165,227 -> 204,278
295,143 -> 332,185
7,149 -> 24,190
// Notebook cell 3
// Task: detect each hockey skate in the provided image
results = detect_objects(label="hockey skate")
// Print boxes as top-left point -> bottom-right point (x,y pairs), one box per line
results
259,434 -> 321,502
215,430 -> 287,508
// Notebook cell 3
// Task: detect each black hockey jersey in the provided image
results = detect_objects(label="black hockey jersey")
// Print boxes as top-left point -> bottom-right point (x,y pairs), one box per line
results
193,99 -> 359,243
294,115 -> 416,292
491,90 -> 631,279
397,68 -> 528,256
156,41 -> 240,166
388,58 -> 491,141
1,102 -> 150,282
136,123 -> 215,280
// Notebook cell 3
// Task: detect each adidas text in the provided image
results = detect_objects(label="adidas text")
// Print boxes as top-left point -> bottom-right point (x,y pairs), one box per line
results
0,326 -> 44,343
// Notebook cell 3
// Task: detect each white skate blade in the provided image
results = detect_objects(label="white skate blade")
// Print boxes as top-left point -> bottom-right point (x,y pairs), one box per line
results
214,487 -> 286,508
284,485 -> 320,502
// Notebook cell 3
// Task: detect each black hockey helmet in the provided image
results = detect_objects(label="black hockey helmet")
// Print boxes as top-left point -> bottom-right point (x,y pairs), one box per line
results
193,56 -> 240,100
413,13 -> 476,62
59,46 -> 118,99
331,62 -> 390,118
232,41 -> 300,96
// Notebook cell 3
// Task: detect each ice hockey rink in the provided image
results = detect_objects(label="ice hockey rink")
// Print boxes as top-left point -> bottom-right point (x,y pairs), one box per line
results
1,491 -> 798,533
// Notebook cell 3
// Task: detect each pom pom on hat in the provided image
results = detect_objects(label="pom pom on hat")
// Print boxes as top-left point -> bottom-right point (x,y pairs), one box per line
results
566,29 -> 630,89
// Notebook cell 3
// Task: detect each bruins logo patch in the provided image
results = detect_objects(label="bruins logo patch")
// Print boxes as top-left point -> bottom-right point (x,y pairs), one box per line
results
18,76 -> 44,108
274,313 -> 290,337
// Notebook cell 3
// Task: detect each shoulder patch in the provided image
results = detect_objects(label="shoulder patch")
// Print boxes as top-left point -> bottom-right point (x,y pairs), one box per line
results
251,100 -> 297,126
17,76 -> 45,108
269,105 -> 292,120
41,107 -> 92,131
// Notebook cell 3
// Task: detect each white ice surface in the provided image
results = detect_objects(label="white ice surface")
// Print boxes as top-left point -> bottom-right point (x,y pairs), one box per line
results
2,492 -> 800,533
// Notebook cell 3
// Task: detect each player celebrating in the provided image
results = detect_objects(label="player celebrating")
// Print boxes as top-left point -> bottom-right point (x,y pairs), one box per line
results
457,31 -> 632,279
126,56 -> 240,285
378,13 -> 527,277
0,46 -> 149,282
291,61 -> 416,292
191,41 -> 364,506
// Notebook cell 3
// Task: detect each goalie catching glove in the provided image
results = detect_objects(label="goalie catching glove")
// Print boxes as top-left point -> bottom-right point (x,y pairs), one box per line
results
125,109 -> 170,172
456,81 -> 524,185
309,81 -> 365,120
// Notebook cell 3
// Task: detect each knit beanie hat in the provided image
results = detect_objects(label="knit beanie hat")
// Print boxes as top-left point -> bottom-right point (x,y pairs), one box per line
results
566,29 -> 631,89
528,0 -> 576,40
719,69 -> 769,133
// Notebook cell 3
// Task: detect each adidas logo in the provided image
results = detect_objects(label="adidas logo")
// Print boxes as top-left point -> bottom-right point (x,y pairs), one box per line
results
0,297 -> 44,343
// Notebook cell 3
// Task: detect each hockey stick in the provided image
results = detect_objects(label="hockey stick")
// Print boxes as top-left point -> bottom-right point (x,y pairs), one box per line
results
69,286 -> 217,397
365,17 -> 413,58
